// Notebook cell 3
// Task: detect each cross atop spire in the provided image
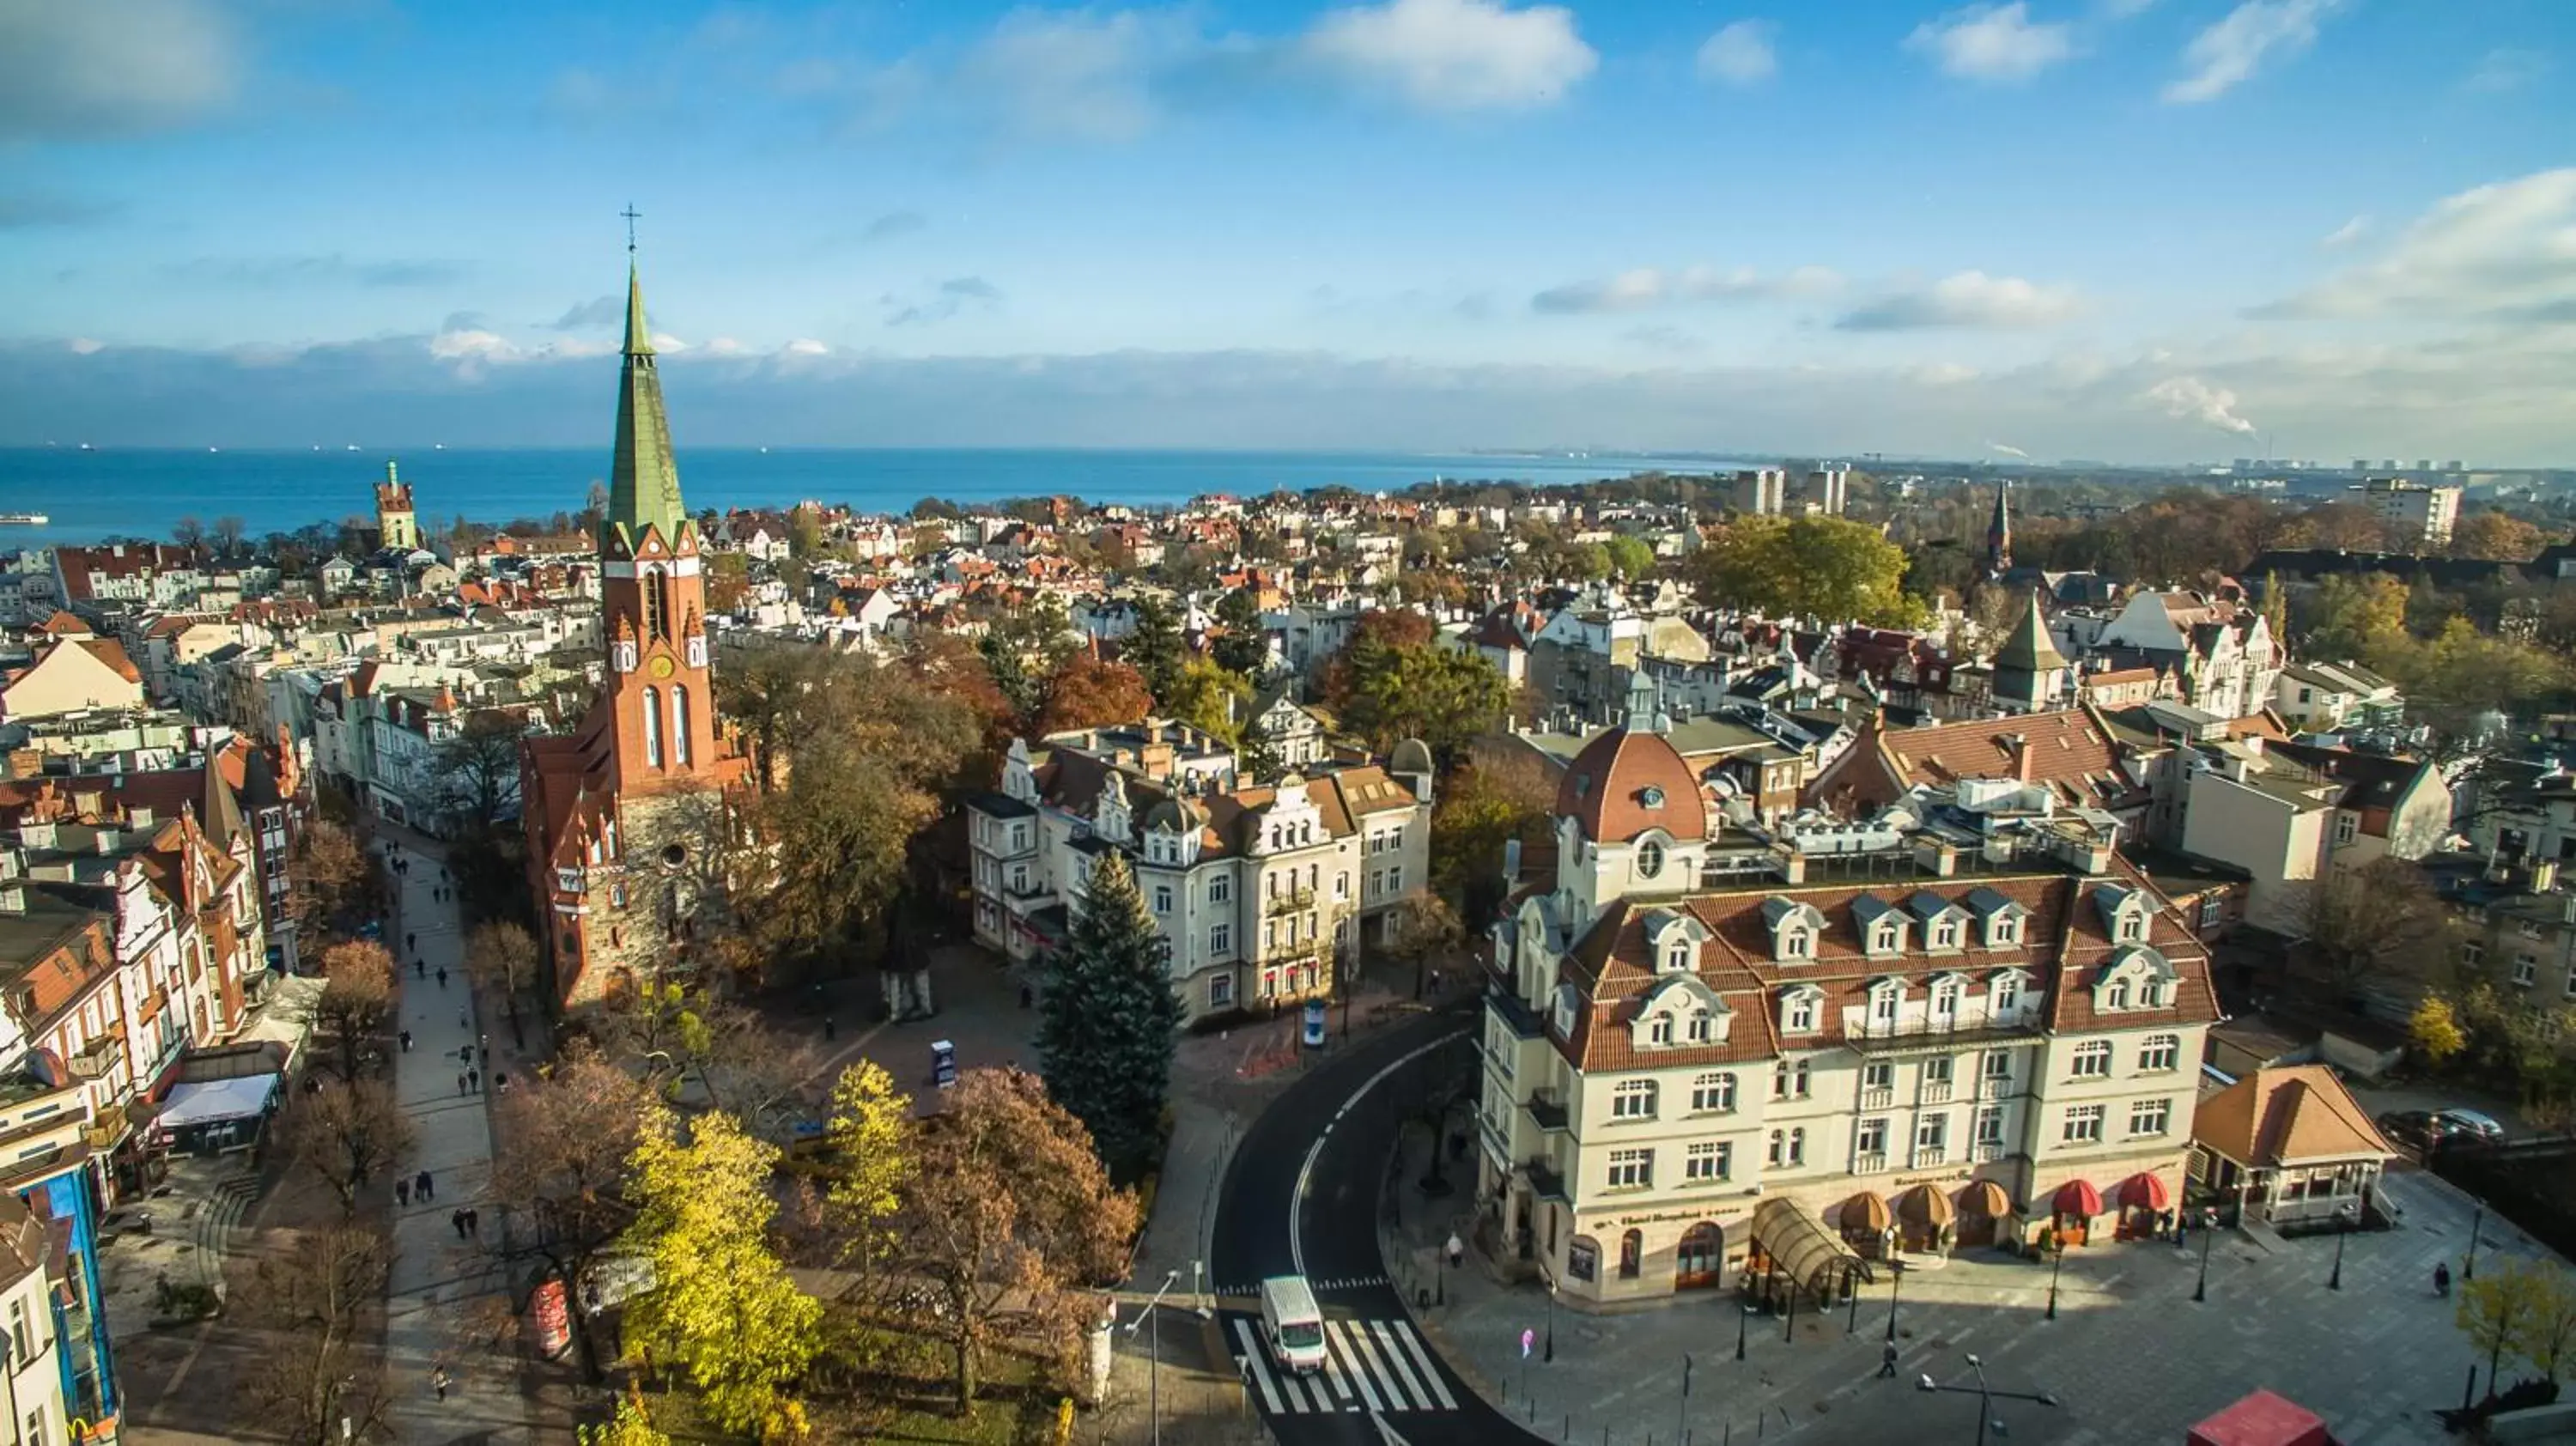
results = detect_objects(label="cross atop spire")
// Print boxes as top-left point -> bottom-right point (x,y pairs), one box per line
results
621,204 -> 641,256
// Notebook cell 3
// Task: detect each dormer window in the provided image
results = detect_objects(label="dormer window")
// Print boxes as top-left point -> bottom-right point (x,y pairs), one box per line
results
1780,986 -> 1822,1035
1552,983 -> 1579,1038
1993,970 -> 2025,1016
1664,938 -> 1691,973
1686,1012 -> 1712,1043
1963,886 -> 2029,948
1872,921 -> 1900,953
1637,840 -> 1665,879
1868,981 -> 1902,1026
1783,929 -> 1811,958
1932,920 -> 1959,950
2094,884 -> 2151,945
1645,908 -> 1710,975
1763,897 -> 1826,963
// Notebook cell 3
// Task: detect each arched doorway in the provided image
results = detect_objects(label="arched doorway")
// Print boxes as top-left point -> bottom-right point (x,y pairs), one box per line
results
1675,1222 -> 1724,1290
1618,1228 -> 1643,1280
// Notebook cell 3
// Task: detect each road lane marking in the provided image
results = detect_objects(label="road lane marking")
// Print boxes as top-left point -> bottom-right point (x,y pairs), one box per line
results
1369,1319 -> 1437,1408
1231,1319 -> 1285,1414
1327,1320 -> 1393,1411
1290,1029 -> 1466,1276
1315,1321 -> 1362,1412
1388,1321 -> 1457,1409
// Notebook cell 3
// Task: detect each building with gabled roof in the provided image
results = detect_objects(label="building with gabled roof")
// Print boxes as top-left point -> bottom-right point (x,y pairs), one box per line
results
1803,706 -> 2133,821
2190,1063 -> 2395,1226
519,261 -> 752,1010
1479,717 -> 2218,1310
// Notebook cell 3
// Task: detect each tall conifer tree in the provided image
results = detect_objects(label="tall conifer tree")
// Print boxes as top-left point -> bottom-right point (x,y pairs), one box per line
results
1036,851 -> 1182,1177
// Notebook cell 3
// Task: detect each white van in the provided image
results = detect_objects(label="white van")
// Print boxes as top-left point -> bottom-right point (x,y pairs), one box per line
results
1258,1275 -> 1327,1375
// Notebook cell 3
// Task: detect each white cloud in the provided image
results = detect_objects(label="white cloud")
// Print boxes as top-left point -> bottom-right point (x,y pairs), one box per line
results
1303,0 -> 1596,112
1905,4 -> 2075,83
66,337 -> 104,355
0,0 -> 240,141
784,338 -> 830,356
2464,47 -> 2546,94
2255,167 -> 2576,324
650,332 -> 690,353
2162,0 -> 2339,105
1906,362 -> 1981,386
1696,20 -> 1778,87
2145,375 -> 2257,434
1836,270 -> 2084,330
2319,215 -> 2368,248
961,9 -> 1182,143
702,337 -> 749,357
1533,264 -> 1838,313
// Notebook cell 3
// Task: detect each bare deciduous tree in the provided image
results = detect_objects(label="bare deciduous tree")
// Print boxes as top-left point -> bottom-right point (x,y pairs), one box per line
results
283,1078 -> 414,1216
234,1224 -> 395,1445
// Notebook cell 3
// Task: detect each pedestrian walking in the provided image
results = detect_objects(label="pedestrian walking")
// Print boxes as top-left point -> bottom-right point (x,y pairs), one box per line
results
467,1068 -> 479,1092
465,1208 -> 480,1237
479,1032 -> 489,1053
1879,1341 -> 1900,1379
397,1179 -> 411,1206
414,958 -> 425,981
457,1072 -> 468,1096
451,1209 -> 466,1239
417,1170 -> 434,1201
406,932 -> 416,952
459,1044 -> 474,1067
430,1367 -> 449,1403
2436,1261 -> 2452,1297
823,1016 -> 836,1041
457,1009 -> 468,1030
1020,984 -> 1034,1009
435,966 -> 448,989
398,1030 -> 412,1053
1446,1231 -> 1465,1269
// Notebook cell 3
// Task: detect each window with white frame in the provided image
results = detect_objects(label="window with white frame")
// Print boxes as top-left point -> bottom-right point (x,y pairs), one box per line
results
1207,974 -> 1234,1009
1932,918 -> 1960,950
1856,1117 -> 1889,1157
2197,896 -> 2222,929
2515,954 -> 2539,987
1924,1054 -> 1954,1084
1983,1049 -> 2012,1081
1664,938 -> 1693,973
1686,1012 -> 1714,1042
2462,940 -> 2484,968
1784,992 -> 1819,1034
1607,1147 -> 1653,1188
1772,1058 -> 1811,1099
1209,875 -> 1230,904
1637,840 -> 1666,879
2138,1034 -> 2179,1072
1489,1024 -> 1516,1080
2129,1098 -> 2171,1137
2335,811 -> 2358,846
1767,1127 -> 1805,1167
2105,978 -> 2130,1010
1153,884 -> 1173,914
2062,1104 -> 2105,1145
1691,1072 -> 1736,1112
1686,1140 -> 1731,1182
1649,1014 -> 1674,1046
1974,1106 -> 2003,1144
1862,1060 -> 1893,1091
2071,1040 -> 2112,1078
1211,923 -> 1232,957
1994,974 -> 2022,1014
1933,979 -> 1959,1018
1612,1079 -> 1658,1119
1782,927 -> 1812,959
1990,913 -> 2021,946
1915,1114 -> 1947,1151
1871,921 -> 1901,954
1869,985 -> 1899,1026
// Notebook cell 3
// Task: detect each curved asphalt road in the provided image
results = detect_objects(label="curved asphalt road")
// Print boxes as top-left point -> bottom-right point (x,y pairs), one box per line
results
1210,1006 -> 1541,1446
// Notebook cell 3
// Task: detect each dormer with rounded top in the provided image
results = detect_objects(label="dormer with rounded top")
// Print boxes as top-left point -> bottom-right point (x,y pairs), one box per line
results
1851,894 -> 1909,958
1761,896 -> 1826,962
1255,775 -> 1323,855
1642,908 -> 1711,975
1777,981 -> 1826,1036
1139,798 -> 1202,868
2093,944 -> 2178,1012
1631,973 -> 1731,1049
1962,885 -> 2029,947
2093,883 -> 2152,944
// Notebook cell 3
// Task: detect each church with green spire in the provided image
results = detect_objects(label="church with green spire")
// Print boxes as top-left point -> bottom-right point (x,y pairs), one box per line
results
521,258 -> 750,1010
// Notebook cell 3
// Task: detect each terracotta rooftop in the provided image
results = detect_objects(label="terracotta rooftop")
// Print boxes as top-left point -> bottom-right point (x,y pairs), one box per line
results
2191,1064 -> 2396,1168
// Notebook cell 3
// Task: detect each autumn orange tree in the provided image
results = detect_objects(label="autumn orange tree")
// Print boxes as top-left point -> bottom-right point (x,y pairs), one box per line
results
1035,653 -> 1152,735
901,1069 -> 1139,1413
486,1048 -> 651,1382
283,817 -> 372,942
314,940 -> 395,1082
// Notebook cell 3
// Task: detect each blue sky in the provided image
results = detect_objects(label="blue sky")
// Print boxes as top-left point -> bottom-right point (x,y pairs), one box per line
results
3,0 -> 2573,460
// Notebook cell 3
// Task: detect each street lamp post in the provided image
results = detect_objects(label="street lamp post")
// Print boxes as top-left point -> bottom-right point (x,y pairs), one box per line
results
1122,1269 -> 1182,1446
2464,1204 -> 2486,1282
2329,1205 -> 2356,1291
1886,1257 -> 1905,1344
1544,1270 -> 1557,1363
1847,1265 -> 1862,1335
1917,1352 -> 2056,1446
2044,1238 -> 2064,1321
2194,1217 -> 2215,1303
1735,1299 -> 1753,1362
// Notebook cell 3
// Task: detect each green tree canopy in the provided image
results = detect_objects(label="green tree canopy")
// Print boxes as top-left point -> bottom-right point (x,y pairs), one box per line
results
1124,595 -> 1186,705
1696,514 -> 1920,626
1322,610 -> 1509,765
1036,853 -> 1183,1179
1212,587 -> 1269,678
1163,657 -> 1250,744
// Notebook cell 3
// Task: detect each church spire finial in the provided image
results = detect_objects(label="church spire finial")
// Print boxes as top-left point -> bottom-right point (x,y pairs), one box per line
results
606,240 -> 687,548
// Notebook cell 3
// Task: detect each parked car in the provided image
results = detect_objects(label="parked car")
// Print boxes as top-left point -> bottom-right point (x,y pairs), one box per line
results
2435,1108 -> 2506,1142
2374,1109 -> 2453,1153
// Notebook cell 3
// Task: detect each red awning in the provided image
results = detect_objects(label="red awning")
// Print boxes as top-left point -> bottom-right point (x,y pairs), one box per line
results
2053,1179 -> 2104,1218
2117,1171 -> 2170,1212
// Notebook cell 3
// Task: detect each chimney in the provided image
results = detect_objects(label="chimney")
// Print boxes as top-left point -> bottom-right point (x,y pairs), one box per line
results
1912,837 -> 1959,878
2006,733 -> 2034,784
1777,848 -> 1807,884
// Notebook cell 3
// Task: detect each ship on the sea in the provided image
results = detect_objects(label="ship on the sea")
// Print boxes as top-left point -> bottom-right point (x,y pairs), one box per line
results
0,513 -> 51,526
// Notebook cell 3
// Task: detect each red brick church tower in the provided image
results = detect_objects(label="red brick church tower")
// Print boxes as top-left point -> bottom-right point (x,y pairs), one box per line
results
523,259 -> 750,1008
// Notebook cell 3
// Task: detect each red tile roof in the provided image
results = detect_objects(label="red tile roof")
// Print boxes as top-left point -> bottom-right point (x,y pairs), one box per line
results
1555,726 -> 1707,844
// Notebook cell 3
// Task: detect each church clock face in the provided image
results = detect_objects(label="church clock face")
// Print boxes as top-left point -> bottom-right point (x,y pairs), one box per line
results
650,656 -> 676,679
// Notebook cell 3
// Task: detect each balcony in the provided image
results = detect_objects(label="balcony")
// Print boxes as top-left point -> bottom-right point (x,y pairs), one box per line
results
1911,1145 -> 1948,1170
1853,1151 -> 1890,1175
70,1034 -> 125,1080
1979,1077 -> 2016,1100
1920,1081 -> 1955,1105
1266,886 -> 1317,915
1860,1086 -> 1894,1110
1525,1092 -> 1570,1133
1846,1016 -> 2042,1058
1003,877 -> 1052,901
1971,1142 -> 2004,1164
1523,1159 -> 1569,1203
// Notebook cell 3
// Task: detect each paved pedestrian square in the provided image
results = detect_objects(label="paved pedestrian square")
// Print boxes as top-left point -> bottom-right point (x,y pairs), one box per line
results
1390,1143 -> 2554,1446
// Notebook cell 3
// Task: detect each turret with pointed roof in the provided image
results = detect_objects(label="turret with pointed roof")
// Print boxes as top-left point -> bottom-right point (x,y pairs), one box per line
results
1991,590 -> 2066,714
1985,482 -> 2012,576
605,265 -> 690,556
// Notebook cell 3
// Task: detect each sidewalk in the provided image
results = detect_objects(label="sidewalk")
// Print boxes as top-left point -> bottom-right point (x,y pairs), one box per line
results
1383,1129 -> 2551,1446
380,837 -> 542,1445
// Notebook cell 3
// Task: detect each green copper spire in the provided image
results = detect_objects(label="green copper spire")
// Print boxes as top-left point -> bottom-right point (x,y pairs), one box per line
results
606,262 -> 687,549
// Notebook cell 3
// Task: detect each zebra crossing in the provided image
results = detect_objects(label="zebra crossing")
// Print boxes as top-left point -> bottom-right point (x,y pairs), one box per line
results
1215,1274 -> 1388,1296
1230,1315 -> 1461,1415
